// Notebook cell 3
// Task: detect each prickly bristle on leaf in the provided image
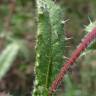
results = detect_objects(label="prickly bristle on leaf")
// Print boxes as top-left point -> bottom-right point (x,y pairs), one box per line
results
85,21 -> 96,50
85,21 -> 96,32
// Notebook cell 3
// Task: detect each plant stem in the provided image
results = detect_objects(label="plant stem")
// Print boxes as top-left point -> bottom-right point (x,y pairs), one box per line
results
49,27 -> 96,94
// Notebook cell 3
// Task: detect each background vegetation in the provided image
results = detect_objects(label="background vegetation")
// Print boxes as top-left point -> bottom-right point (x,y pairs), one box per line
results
0,0 -> 96,96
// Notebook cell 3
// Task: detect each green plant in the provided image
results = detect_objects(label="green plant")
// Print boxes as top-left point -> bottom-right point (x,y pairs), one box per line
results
33,0 -> 65,95
33,0 -> 96,95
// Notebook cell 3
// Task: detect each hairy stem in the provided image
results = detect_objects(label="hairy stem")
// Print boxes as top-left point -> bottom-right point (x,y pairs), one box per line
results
49,27 -> 96,94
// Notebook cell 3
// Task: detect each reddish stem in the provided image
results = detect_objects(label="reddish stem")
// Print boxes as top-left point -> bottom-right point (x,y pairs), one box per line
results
49,27 -> 96,94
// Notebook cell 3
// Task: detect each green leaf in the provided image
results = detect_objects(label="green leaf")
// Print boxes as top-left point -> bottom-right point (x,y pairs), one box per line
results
88,40 -> 96,50
33,0 -> 52,95
33,0 -> 65,95
45,0 -> 65,81
0,43 -> 20,80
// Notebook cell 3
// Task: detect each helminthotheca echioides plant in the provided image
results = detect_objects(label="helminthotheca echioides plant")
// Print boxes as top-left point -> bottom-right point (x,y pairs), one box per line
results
33,0 -> 96,96
32,0 -> 66,95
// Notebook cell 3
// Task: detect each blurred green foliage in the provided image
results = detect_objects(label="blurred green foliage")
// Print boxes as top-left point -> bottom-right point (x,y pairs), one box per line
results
0,0 -> 36,96
0,0 -> 96,96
